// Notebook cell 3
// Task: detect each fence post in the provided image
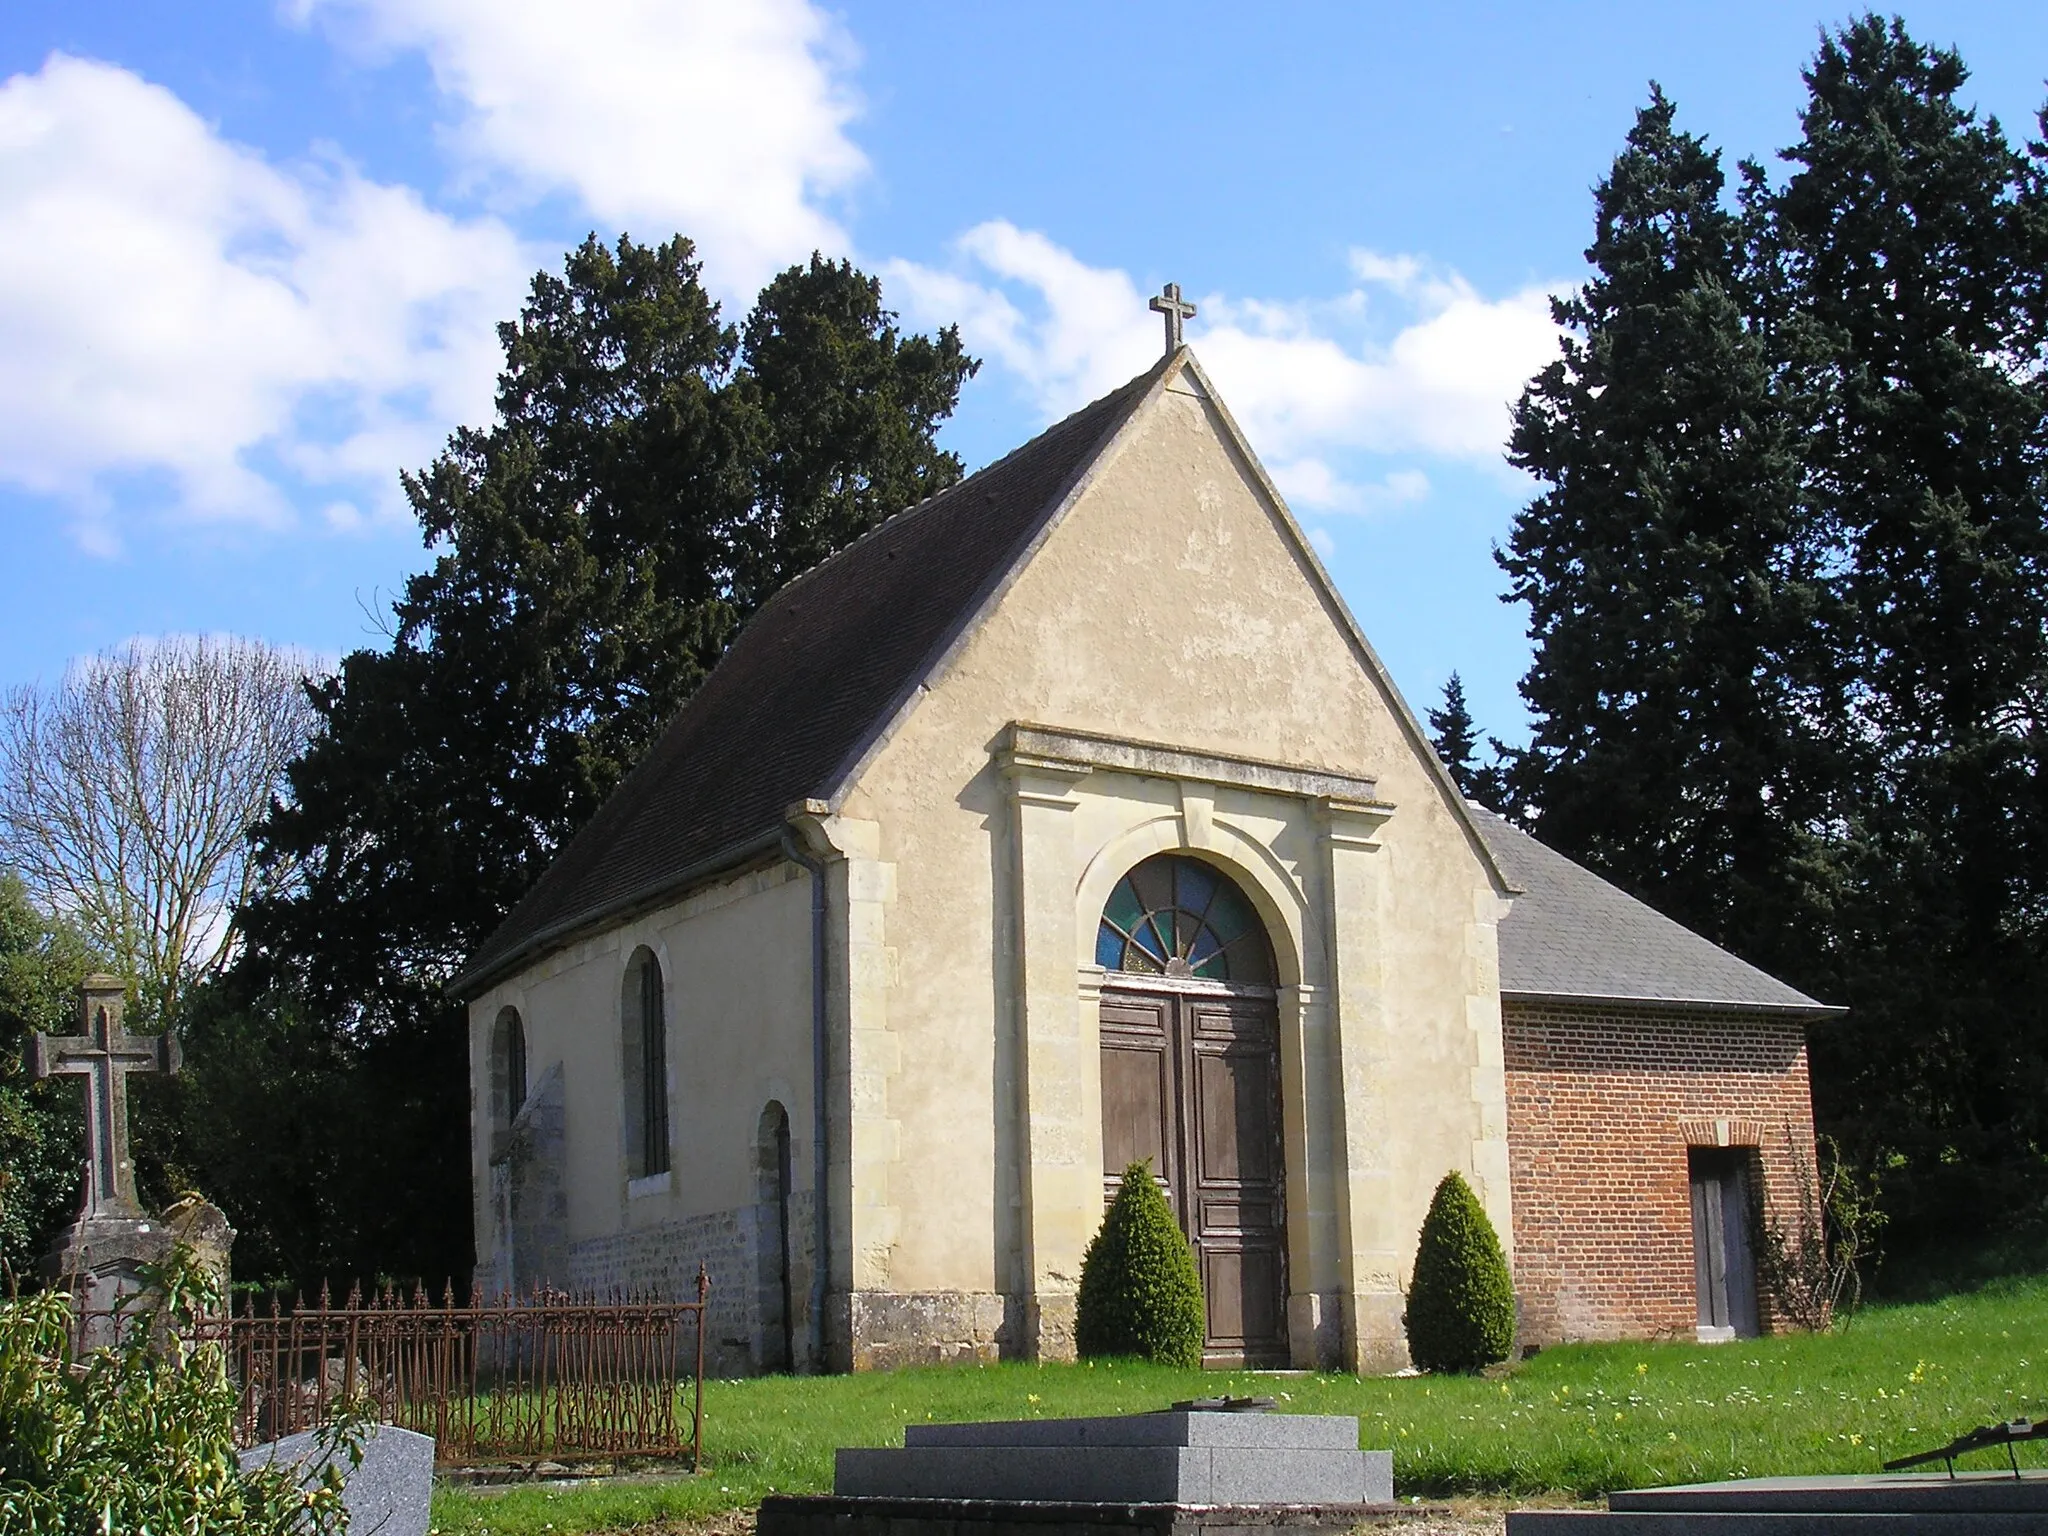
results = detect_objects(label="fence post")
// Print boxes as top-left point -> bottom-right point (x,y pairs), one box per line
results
693,1263 -> 709,1473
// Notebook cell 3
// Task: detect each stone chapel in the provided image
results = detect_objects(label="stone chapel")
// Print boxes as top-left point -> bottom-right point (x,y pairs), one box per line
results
452,342 -> 1838,1376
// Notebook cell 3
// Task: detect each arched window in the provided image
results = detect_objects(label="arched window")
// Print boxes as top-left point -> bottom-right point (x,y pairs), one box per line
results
492,1005 -> 527,1129
622,948 -> 671,1180
756,1101 -> 794,1371
1096,853 -> 1275,984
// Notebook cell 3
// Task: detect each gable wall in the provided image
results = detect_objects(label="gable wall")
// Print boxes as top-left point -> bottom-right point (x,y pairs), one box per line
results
835,378 -> 1511,1366
1502,998 -> 1819,1344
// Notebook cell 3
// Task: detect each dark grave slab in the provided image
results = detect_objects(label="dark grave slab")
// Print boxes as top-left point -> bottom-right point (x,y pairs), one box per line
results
1507,1470 -> 2048,1534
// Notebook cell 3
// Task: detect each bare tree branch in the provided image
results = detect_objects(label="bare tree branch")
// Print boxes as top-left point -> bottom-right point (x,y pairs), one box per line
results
0,636 -> 321,1021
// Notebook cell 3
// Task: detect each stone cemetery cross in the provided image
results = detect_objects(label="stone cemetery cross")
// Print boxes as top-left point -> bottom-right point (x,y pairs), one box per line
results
27,975 -> 178,1219
1150,281 -> 1197,354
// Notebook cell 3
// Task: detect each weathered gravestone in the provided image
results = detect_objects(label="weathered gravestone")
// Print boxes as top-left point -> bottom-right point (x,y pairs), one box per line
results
240,1424 -> 436,1536
26,975 -> 234,1340
762,1404 -> 1395,1536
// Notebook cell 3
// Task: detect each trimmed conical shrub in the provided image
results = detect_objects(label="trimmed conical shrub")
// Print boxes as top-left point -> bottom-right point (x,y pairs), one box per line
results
1403,1170 -> 1516,1372
1076,1161 -> 1206,1367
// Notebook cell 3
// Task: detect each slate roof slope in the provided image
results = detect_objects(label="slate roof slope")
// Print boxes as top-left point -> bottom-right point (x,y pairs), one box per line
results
1467,803 -> 1840,1016
455,353 -> 1173,994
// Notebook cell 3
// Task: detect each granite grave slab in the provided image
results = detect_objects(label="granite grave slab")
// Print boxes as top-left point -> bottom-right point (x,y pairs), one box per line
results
240,1423 -> 435,1536
836,1410 -> 1389,1505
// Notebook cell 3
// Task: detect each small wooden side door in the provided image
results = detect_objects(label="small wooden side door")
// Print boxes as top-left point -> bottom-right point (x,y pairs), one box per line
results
1689,1147 -> 1759,1339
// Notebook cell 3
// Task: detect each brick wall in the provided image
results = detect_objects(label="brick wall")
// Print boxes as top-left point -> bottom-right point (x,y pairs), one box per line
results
1502,999 -> 1820,1346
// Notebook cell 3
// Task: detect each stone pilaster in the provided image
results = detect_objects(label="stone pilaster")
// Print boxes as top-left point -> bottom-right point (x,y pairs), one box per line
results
1316,793 -> 1404,1373
1280,980 -> 1343,1369
998,746 -> 1092,1361
789,806 -> 898,1370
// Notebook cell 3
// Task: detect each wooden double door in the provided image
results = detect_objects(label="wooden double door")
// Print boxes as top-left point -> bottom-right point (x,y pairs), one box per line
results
1099,985 -> 1288,1366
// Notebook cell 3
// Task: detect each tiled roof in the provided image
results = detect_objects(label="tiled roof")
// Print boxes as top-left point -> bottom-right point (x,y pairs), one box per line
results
1467,803 -> 1839,1015
455,353 -> 1172,994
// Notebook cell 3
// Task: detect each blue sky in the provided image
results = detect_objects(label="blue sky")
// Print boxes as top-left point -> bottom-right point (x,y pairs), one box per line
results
3,3 -> 2045,751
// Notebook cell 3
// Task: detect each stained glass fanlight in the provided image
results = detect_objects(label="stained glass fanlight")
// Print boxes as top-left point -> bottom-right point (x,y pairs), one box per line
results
1095,854 -> 1275,984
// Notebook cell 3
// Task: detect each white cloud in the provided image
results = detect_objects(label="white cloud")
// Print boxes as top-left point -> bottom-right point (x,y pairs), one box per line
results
293,0 -> 865,295
0,53 -> 530,545
1271,463 -> 1432,517
885,222 -> 1159,417
888,226 -> 1562,511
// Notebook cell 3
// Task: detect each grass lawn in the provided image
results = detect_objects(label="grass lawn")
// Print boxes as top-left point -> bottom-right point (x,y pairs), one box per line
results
430,1274 -> 2048,1536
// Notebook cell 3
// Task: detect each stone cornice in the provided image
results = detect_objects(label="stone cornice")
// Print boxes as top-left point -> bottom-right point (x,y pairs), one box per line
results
1001,722 -> 1382,806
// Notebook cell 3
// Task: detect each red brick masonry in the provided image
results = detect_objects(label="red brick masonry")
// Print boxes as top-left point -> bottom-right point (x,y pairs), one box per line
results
1502,999 -> 1819,1345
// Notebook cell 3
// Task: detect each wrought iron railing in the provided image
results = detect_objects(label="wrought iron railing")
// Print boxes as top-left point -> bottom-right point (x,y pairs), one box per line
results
211,1268 -> 709,1467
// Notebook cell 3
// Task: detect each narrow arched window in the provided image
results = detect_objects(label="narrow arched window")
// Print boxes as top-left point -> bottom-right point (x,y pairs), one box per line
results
493,1005 -> 528,1129
1096,853 -> 1275,984
622,948 -> 671,1179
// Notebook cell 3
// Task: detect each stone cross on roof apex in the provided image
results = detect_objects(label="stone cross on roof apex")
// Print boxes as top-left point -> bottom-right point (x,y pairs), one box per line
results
1150,282 -> 1196,355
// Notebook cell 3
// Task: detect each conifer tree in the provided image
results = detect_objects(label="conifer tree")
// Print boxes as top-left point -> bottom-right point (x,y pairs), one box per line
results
1403,1171 -> 1515,1373
1502,86 -> 1836,980
1504,19 -> 2048,1258
1768,17 -> 2048,1228
1427,673 -> 1512,809
1428,674 -> 1479,787
225,238 -> 975,1281
1076,1162 -> 1206,1367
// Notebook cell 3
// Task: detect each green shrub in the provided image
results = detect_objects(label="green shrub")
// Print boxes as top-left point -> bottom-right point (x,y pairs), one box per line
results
1076,1162 -> 1206,1367
1403,1170 -> 1516,1373
0,1246 -> 362,1534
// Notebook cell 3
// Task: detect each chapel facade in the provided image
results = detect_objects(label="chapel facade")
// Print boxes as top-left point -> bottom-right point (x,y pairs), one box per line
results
453,347 -> 1835,1376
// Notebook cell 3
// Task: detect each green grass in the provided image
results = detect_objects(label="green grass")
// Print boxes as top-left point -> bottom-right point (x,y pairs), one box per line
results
431,1274 -> 2048,1536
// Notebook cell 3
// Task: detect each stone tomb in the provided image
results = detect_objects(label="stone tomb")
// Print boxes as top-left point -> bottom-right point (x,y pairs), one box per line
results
1508,1471 -> 2048,1533
761,1410 -> 1395,1536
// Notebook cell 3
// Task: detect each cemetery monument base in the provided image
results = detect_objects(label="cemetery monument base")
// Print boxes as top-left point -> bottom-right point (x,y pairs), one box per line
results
760,1411 -> 1396,1536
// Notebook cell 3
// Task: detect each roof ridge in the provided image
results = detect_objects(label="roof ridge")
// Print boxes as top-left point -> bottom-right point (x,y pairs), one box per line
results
753,353 -> 1175,613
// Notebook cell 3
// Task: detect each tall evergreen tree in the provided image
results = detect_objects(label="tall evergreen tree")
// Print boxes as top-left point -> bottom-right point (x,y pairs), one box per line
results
1769,17 -> 2048,1231
1504,18 -> 2048,1261
1428,673 -> 1480,789
1427,673 -> 1510,807
1501,87 -> 1833,972
225,237 -> 975,1281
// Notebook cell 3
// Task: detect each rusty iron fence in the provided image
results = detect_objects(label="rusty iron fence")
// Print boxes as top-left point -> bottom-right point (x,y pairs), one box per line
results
66,1268 -> 709,1467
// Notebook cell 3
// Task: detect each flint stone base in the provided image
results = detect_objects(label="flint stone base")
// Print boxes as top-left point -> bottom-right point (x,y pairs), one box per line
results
835,1413 -> 1388,1506
761,1496 -> 1403,1536
240,1423 -> 434,1536
1507,1471 -> 2048,1533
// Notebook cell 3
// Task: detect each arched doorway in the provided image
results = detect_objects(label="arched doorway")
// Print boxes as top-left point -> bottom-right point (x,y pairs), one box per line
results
1095,853 -> 1287,1366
